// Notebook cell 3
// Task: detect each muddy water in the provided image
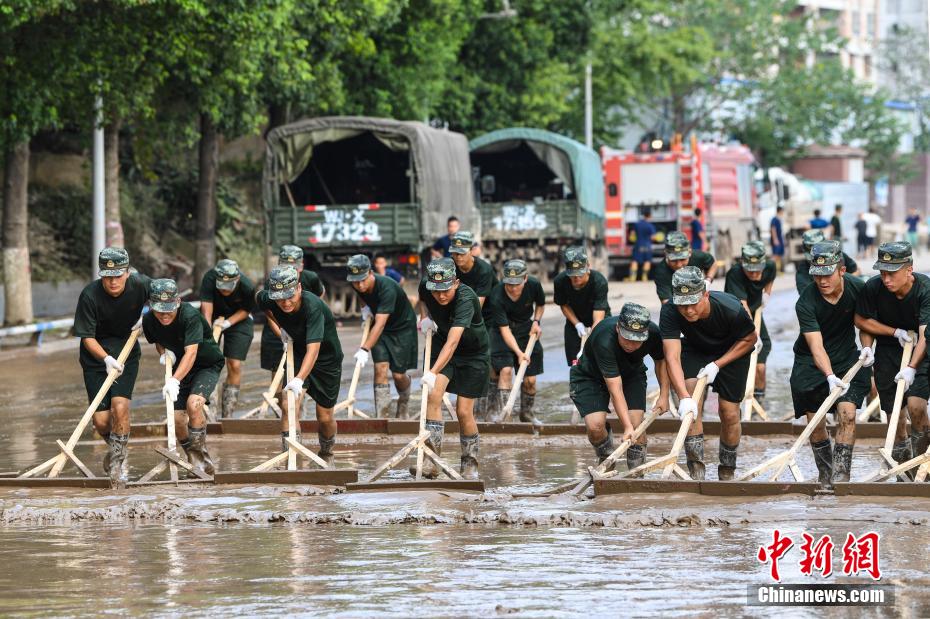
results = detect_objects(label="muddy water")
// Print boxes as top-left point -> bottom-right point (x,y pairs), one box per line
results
1,286 -> 928,616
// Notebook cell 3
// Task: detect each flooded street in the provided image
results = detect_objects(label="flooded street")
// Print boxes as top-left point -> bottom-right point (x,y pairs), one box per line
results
1,279 -> 928,616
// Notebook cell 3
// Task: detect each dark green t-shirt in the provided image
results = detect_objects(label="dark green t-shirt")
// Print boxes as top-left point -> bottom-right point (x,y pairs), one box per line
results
488,277 -> 545,338
455,257 -> 497,323
142,302 -> 225,369
257,290 -> 343,369
724,260 -> 777,312
855,272 -> 930,350
355,274 -> 416,334
553,270 -> 611,326
660,291 -> 755,356
576,316 -> 664,382
299,269 -> 325,297
73,273 -> 152,366
791,274 -> 864,389
653,251 -> 715,302
418,280 -> 488,356
795,253 -> 858,294
199,271 -> 256,318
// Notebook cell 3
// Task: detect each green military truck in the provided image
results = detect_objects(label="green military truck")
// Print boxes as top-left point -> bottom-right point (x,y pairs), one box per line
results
264,116 -> 478,313
469,128 -> 606,282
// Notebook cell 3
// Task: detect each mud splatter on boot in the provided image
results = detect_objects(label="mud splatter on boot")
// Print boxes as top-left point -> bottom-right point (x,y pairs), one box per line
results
460,433 -> 480,480
684,434 -> 705,480
318,431 -> 335,467
186,426 -> 215,476
485,379 -> 500,421
810,438 -> 833,488
395,386 -> 411,419
626,443 -> 647,478
593,428 -> 615,464
718,441 -> 739,481
891,439 -> 915,480
106,433 -> 130,488
410,420 -> 444,479
373,383 -> 393,419
910,428 -> 930,460
221,384 -> 240,418
492,388 -> 509,423
832,443 -> 853,483
519,389 -> 542,427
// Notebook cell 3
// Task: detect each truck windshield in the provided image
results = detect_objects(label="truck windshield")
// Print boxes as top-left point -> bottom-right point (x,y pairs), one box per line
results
472,141 -> 574,203
284,132 -> 412,205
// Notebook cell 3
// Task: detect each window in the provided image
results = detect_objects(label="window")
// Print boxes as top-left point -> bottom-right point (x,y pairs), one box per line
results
852,11 -> 860,36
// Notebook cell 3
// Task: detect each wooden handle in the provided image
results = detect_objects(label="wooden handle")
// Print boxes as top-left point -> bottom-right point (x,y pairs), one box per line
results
212,317 -> 224,343
286,343 -> 297,470
415,331 -> 433,479
346,319 -> 373,417
883,335 -> 915,454
502,333 -> 538,419
742,307 -> 764,402
164,356 -> 179,481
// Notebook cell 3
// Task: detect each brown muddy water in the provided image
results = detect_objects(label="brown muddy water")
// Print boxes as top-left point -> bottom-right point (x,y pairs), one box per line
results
1,289 -> 928,616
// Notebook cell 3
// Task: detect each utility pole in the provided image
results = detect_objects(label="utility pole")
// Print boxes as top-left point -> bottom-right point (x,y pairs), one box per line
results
584,62 -> 593,149
92,94 -> 105,279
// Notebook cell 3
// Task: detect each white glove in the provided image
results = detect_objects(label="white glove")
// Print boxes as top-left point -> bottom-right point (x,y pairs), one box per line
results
894,329 -> 913,347
103,355 -> 124,376
677,397 -> 698,417
279,329 -> 292,345
418,317 -> 436,333
421,370 -> 437,390
753,338 -> 763,354
762,292 -> 771,307
159,350 -> 177,367
895,366 -> 916,389
575,322 -> 587,338
215,319 -> 232,331
826,374 -> 849,395
354,348 -> 369,367
696,362 -> 720,385
162,377 -> 180,402
704,278 -> 713,290
859,346 -> 875,368
361,306 -> 373,322
284,377 -> 304,396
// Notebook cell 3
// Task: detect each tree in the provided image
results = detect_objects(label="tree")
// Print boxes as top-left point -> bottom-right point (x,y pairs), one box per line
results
877,25 -> 930,152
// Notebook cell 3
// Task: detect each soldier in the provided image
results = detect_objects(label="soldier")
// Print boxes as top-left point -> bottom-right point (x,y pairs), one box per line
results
790,242 -> 874,485
73,248 -> 151,484
256,265 -> 344,465
346,254 -> 418,419
660,267 -> 758,480
553,246 -> 611,365
855,242 -> 930,471
143,279 -> 223,475
199,259 -> 255,417
653,231 -> 718,304
487,259 -> 545,425
449,231 -> 498,417
724,242 -> 775,407
795,229 -> 859,294
417,258 -> 490,479
569,303 -> 670,472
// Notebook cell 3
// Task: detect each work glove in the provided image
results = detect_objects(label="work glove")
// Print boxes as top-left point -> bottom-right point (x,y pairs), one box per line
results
896,366 -> 916,389
214,318 -> 232,331
159,350 -> 177,367
575,322 -> 587,338
162,377 -> 180,402
704,278 -> 714,290
354,348 -> 369,367
361,306 -> 373,323
894,329 -> 913,348
280,329 -> 292,346
753,338 -> 763,354
677,397 -> 698,417
103,355 -> 124,376
418,317 -> 436,334
697,362 -> 720,385
421,370 -> 437,390
858,346 -> 875,368
283,377 -> 304,397
826,374 -> 849,395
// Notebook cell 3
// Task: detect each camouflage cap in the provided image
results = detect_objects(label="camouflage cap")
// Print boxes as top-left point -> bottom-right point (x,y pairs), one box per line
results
449,231 -> 476,255
802,229 -> 826,258
267,265 -> 299,300
873,241 -> 912,272
425,258 -> 456,291
564,246 -> 589,276
670,266 -> 707,305
278,244 -> 304,265
346,254 -> 372,282
214,259 -> 241,291
664,231 -> 691,261
617,302 -> 651,342
149,278 -> 181,313
502,259 -> 528,284
808,241 -> 842,276
740,242 -> 767,272
98,247 -> 130,277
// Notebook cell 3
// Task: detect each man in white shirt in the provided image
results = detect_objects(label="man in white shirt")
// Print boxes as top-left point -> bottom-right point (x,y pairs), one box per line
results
861,210 -> 882,260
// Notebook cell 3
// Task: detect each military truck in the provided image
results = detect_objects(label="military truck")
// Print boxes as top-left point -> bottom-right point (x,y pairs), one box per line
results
264,116 -> 478,313
469,128 -> 606,282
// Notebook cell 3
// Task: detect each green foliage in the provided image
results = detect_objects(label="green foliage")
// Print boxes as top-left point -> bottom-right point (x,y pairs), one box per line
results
877,25 -> 930,153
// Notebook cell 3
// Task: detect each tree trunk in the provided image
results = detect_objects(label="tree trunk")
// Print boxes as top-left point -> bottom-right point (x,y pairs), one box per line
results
104,116 -> 124,247
265,102 -> 288,138
194,112 -> 218,286
2,140 -> 34,325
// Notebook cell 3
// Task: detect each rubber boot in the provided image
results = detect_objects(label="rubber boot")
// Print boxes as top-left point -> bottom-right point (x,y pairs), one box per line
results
410,420 -> 444,479
395,385 -> 411,419
832,443 -> 853,483
891,439 -> 915,480
810,438 -> 833,488
626,443 -> 647,478
281,429 -> 302,453
519,389 -> 543,427
186,426 -> 215,476
318,431 -> 335,467
593,428 -> 615,464
474,393 -> 487,421
753,388 -> 766,411
910,428 -> 930,460
102,432 -> 112,475
107,433 -> 130,487
718,441 -> 739,481
460,433 -> 480,480
221,384 -> 240,419
485,379 -> 500,422
373,383 -> 393,419
684,434 -> 705,480
492,388 -> 509,423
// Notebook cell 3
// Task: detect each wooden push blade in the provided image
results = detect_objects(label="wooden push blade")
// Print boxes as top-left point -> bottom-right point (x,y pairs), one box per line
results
345,479 -> 485,493
212,469 -> 359,485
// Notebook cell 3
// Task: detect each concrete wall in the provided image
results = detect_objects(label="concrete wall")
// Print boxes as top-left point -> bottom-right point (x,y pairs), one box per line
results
0,279 -> 85,325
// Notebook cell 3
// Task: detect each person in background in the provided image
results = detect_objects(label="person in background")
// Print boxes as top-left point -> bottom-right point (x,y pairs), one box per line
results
690,208 -> 707,251
861,209 -> 882,260
629,209 -> 656,282
855,213 -> 869,260
430,216 -> 460,258
906,208 -> 920,254
809,209 -> 829,231
830,204 -> 843,241
770,206 -> 785,272
373,254 -> 404,285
